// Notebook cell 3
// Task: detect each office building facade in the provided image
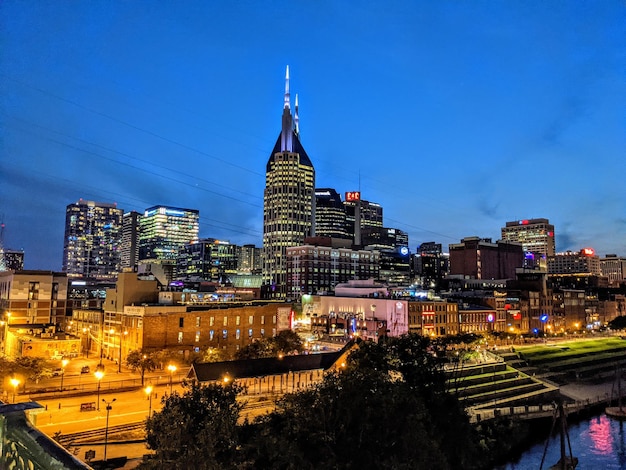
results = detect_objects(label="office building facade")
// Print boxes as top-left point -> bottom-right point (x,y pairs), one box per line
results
501,218 -> 555,269
315,188 -> 349,239
62,200 -> 123,280
120,211 -> 142,270
449,237 -> 524,280
262,67 -> 315,298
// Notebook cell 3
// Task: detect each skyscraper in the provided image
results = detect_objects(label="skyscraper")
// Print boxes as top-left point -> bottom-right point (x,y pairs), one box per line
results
344,197 -> 383,245
138,206 -> 199,262
62,200 -> 123,280
262,66 -> 315,298
120,211 -> 142,270
315,188 -> 349,239
501,218 -> 555,269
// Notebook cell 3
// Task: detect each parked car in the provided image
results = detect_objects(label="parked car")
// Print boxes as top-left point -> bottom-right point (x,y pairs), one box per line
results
80,366 -> 90,374
52,368 -> 63,376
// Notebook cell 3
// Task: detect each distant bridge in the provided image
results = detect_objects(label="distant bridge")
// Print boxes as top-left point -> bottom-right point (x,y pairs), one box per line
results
468,393 -> 611,423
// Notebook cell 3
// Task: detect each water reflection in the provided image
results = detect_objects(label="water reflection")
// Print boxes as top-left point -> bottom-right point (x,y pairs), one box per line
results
498,414 -> 626,469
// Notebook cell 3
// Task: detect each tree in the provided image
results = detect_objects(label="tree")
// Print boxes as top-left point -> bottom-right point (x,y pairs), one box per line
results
140,381 -> 244,470
235,330 -> 304,360
126,350 -> 157,386
609,315 -> 626,330
234,339 -> 275,360
272,329 -> 303,355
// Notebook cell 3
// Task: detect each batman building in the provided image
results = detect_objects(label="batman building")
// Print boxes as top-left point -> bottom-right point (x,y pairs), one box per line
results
262,67 -> 315,298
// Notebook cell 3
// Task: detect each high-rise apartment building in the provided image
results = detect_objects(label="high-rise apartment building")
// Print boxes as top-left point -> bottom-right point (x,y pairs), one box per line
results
501,218 -> 555,269
62,200 -> 123,280
238,244 -> 262,274
262,67 -> 315,298
120,211 -> 142,270
138,206 -> 199,262
315,188 -> 349,239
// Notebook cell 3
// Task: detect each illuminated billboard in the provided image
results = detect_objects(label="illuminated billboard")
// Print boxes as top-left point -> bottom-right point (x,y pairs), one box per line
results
345,191 -> 361,202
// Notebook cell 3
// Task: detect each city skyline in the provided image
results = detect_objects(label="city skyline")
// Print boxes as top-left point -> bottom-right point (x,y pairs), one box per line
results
1,1 -> 624,271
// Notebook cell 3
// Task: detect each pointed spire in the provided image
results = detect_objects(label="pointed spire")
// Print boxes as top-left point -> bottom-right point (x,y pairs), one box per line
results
281,65 -> 293,152
294,93 -> 300,135
284,65 -> 290,109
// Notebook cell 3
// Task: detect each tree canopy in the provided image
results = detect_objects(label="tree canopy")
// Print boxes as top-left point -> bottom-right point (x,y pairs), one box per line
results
234,330 -> 303,360
126,350 -> 157,385
140,334 -> 508,469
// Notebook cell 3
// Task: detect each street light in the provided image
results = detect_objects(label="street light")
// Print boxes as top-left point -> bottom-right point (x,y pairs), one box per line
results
60,358 -> 69,391
95,370 -> 104,410
102,398 -> 116,462
10,377 -> 20,403
144,384 -> 153,418
167,364 -> 177,394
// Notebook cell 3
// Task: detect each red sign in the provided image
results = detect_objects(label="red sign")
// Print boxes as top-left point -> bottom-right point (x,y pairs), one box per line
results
581,247 -> 595,257
345,191 -> 361,202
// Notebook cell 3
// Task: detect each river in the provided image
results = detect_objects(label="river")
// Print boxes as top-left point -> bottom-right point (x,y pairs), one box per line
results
498,413 -> 626,469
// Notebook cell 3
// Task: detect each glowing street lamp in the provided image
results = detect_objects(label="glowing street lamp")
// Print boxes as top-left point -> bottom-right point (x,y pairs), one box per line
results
144,384 -> 153,418
95,370 -> 104,410
167,364 -> 177,394
60,358 -> 69,391
10,377 -> 20,403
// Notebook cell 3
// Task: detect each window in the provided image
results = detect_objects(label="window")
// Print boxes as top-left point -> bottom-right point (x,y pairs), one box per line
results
261,316 -> 265,325
177,332 -> 183,343
222,329 -> 228,339
209,330 -> 214,341
248,328 -> 253,338
261,328 -> 265,337
223,316 -> 228,326
195,331 -> 200,342
236,316 -> 240,326
179,317 -> 184,328
236,329 -> 241,340
248,315 -> 254,325
196,317 -> 201,328
210,317 -> 214,327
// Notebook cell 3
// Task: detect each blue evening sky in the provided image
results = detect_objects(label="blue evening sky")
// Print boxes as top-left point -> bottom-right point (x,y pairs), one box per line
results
1,1 -> 624,270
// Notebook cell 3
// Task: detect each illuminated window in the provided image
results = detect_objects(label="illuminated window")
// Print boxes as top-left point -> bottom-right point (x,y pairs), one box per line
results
248,328 -> 253,338
236,329 -> 240,340
222,329 -> 228,339
249,315 -> 254,325
209,330 -> 214,341
177,332 -> 183,343
223,316 -> 228,326
210,317 -> 214,326
236,316 -> 240,326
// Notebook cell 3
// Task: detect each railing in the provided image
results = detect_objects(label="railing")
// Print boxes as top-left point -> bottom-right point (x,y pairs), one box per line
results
468,393 -> 612,423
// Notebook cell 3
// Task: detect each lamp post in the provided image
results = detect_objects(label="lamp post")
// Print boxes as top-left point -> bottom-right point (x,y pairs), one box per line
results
10,377 -> 20,403
95,370 -> 104,410
102,398 -> 116,462
60,358 -> 69,391
144,384 -> 153,418
167,364 -> 177,394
